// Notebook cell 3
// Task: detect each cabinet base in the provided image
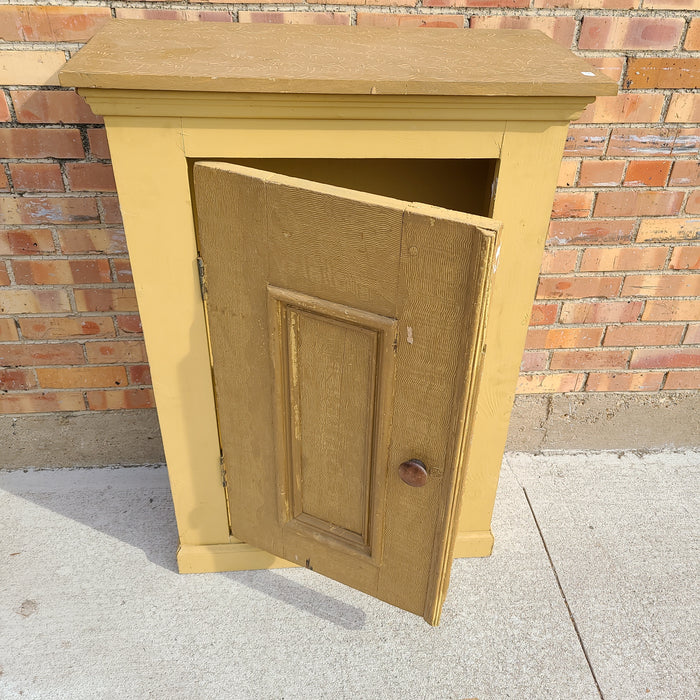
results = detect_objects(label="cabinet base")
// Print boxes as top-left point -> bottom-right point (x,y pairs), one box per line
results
177,530 -> 494,573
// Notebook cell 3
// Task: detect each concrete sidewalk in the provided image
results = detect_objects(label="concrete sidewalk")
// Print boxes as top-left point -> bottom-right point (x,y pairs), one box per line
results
1,451 -> 698,700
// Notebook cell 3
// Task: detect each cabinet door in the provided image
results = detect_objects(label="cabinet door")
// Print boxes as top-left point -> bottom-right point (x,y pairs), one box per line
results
193,162 -> 500,624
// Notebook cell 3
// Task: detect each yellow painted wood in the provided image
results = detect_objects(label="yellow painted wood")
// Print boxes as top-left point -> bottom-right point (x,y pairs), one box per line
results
103,117 -> 229,547
454,122 -> 573,547
178,543 -> 298,574
193,162 -> 498,623
59,23 -> 615,609
79,89 -> 588,122
60,21 -> 616,97
179,118 -> 504,160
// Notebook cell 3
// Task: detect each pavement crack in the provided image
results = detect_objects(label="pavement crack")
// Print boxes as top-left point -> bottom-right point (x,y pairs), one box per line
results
522,486 -> 605,700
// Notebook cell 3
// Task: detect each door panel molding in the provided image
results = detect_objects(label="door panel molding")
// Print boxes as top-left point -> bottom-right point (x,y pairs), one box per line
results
267,286 -> 397,562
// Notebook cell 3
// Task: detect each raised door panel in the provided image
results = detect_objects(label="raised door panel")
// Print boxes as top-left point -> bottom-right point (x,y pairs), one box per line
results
193,162 -> 499,624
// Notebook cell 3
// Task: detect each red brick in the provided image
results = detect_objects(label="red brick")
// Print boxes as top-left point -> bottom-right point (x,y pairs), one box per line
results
564,128 -> 608,157
239,12 -> 352,25
684,324 -> 700,345
427,0 -> 529,5
0,392 -> 85,414
0,196 -> 99,226
669,161 -> 699,188
0,169 -> 9,191
312,0 -> 414,5
673,129 -> 700,156
9,163 -> 64,193
586,372 -> 663,392
13,259 -> 112,285
623,161 -> 671,188
19,316 -> 115,340
86,387 -> 155,410
88,129 -> 110,159
550,349 -> 629,370
469,16 -> 576,46
594,190 -> 683,218
540,249 -> 578,274
516,373 -> 585,394
643,300 -> 700,322
642,0 -> 700,7
128,364 -> 152,385
114,9 -> 233,22
100,197 -> 123,224
0,289 -> 71,314
0,318 -> 19,341
626,58 -> 700,90
547,220 -> 635,246
85,341 -> 147,364
607,128 -> 676,157
536,0 -> 634,6
0,343 -> 84,367
687,191 -> 700,216
664,370 -> 700,390
0,368 -> 37,391
521,351 -> 549,372
560,300 -> 644,324
583,57 -> 625,83
637,218 -> 699,243
669,247 -> 700,271
557,160 -> 579,188
0,49 -> 65,87
0,6 -> 111,42
622,274 -> 699,297
537,276 -> 622,299
530,303 -> 559,326
36,366 -> 128,389
666,94 -> 700,125
65,163 -> 116,192
117,315 -> 143,335
578,160 -> 625,188
685,19 -> 700,50
11,90 -> 102,124
113,259 -> 133,284
0,229 -> 55,255
579,16 -> 684,51
0,128 -> 84,158
0,262 -> 9,286
0,93 -> 9,121
551,192 -> 594,218
576,94 -> 664,125
630,347 -> 700,369
57,228 -> 127,255
526,327 -> 604,349
74,288 -> 139,313
603,324 -> 684,347
358,13 -> 464,28
580,247 -> 668,272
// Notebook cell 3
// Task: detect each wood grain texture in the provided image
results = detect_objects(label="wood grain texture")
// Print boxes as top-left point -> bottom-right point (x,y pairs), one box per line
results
59,21 -> 616,97
267,286 -> 397,559
193,161 -> 498,622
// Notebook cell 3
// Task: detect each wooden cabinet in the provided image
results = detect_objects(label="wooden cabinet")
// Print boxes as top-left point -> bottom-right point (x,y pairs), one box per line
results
61,21 -> 615,624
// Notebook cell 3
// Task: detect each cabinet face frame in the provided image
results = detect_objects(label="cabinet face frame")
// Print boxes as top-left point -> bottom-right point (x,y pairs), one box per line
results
83,91 -> 591,574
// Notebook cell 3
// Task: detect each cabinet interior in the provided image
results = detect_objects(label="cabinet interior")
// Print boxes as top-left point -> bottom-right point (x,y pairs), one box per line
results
189,158 -> 499,219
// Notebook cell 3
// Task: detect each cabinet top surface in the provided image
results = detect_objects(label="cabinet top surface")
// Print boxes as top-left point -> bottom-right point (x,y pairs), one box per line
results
60,20 -> 616,98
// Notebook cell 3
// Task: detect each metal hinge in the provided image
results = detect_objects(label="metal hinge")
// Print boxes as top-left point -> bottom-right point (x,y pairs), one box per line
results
219,452 -> 227,488
197,256 -> 207,301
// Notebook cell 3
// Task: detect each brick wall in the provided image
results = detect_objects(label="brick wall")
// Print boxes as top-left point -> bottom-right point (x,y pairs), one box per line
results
0,2 -> 698,422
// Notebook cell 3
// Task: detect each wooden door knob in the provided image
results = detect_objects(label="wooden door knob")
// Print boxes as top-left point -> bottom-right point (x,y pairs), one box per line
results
398,459 -> 428,487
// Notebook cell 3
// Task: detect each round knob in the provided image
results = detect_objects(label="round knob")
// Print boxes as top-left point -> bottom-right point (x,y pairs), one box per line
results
398,459 -> 428,487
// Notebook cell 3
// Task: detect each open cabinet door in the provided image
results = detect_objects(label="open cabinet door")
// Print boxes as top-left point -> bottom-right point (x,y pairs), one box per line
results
193,162 -> 500,624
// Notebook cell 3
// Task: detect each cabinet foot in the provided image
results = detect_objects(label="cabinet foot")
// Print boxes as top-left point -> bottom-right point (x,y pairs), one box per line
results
177,542 -> 297,573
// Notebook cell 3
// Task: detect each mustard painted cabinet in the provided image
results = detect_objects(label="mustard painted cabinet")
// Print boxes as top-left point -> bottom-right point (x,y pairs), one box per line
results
61,21 -> 615,624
